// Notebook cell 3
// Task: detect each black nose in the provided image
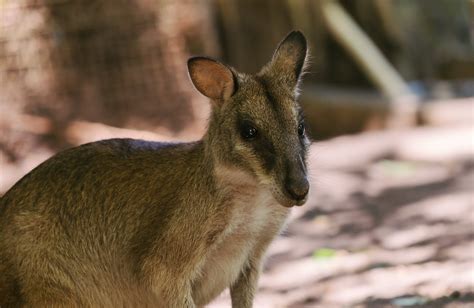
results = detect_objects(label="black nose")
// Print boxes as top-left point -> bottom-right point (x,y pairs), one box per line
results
285,177 -> 309,202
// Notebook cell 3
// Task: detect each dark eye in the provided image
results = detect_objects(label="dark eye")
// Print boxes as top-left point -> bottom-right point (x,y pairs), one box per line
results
298,122 -> 305,136
240,123 -> 258,140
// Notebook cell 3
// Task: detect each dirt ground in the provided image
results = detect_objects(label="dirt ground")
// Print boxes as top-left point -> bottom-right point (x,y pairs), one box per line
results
1,118 -> 473,308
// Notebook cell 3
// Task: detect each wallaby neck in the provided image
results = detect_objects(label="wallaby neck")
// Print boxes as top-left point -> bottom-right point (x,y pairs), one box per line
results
202,132 -> 260,194
201,111 -> 220,165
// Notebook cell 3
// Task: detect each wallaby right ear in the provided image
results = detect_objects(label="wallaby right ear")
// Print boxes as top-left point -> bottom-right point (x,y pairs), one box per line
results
187,57 -> 236,101
260,31 -> 308,91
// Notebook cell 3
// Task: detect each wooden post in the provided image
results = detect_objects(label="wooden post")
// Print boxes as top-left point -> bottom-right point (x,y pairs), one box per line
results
319,0 -> 419,128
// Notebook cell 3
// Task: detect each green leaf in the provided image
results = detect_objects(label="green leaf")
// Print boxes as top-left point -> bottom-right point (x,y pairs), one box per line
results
312,248 -> 337,260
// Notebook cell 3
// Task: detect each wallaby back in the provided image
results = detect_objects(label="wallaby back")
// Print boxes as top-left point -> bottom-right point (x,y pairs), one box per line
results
0,31 -> 309,308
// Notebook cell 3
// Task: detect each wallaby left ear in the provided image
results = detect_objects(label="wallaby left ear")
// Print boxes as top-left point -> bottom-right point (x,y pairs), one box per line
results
187,57 -> 236,101
262,31 -> 308,89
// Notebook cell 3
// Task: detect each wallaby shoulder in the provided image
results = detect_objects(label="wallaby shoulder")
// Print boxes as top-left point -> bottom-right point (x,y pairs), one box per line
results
0,138 -> 212,239
1,138 -> 206,204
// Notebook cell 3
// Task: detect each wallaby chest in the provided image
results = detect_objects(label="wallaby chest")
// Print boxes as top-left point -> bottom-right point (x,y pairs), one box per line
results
192,168 -> 289,305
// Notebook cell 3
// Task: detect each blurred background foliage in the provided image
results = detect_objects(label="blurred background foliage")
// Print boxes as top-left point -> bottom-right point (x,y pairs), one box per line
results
1,1 -> 473,306
1,0 -> 472,149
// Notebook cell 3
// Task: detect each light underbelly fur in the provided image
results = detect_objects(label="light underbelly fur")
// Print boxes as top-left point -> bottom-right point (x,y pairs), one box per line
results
192,189 -> 287,305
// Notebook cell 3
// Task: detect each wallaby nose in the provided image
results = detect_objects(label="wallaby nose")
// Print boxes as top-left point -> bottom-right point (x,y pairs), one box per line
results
284,176 -> 309,203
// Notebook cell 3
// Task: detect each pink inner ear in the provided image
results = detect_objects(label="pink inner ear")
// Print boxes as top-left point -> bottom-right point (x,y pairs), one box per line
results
189,59 -> 234,100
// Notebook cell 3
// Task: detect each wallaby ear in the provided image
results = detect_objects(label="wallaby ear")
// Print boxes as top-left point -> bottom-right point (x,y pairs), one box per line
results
187,57 -> 236,101
263,31 -> 308,89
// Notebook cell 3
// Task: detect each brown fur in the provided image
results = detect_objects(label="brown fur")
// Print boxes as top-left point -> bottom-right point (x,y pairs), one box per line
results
0,31 -> 309,307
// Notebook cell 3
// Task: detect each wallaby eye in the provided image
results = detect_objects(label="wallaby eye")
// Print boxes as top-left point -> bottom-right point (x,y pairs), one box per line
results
240,123 -> 258,140
298,122 -> 305,136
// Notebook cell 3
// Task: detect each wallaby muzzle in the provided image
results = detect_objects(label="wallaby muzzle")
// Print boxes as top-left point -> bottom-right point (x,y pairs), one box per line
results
282,154 -> 309,206
284,174 -> 309,205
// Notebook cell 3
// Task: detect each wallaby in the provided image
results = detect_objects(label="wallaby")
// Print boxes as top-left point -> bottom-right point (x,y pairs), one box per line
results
0,31 -> 310,307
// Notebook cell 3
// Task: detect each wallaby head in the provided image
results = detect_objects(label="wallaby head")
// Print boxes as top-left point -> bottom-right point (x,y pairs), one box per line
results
188,31 -> 309,207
